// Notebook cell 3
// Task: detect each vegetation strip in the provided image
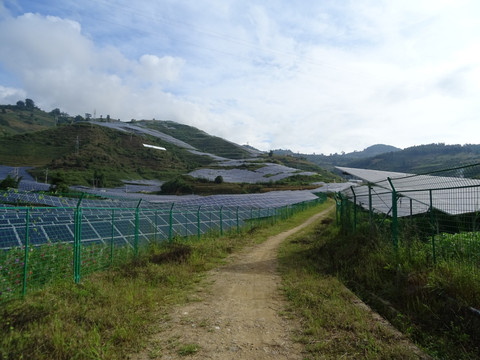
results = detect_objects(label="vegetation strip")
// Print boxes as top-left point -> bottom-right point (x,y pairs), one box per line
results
0,202 -> 328,359
280,208 -> 480,359
278,208 -> 430,359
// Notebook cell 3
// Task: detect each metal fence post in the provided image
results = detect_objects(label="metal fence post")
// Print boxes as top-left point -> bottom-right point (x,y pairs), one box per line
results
430,189 -> 437,264
368,185 -> 373,227
236,206 -> 240,233
74,194 -> 84,283
22,208 -> 30,297
110,209 -> 115,264
197,206 -> 201,240
154,209 -> 158,243
169,203 -> 175,242
219,206 -> 223,236
387,178 -> 398,249
134,199 -> 142,258
351,186 -> 357,232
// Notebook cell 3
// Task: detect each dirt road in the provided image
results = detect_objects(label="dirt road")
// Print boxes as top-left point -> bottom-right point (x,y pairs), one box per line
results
133,206 -> 425,359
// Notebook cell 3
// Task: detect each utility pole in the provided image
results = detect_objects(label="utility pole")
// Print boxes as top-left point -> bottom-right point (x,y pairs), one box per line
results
45,168 -> 48,184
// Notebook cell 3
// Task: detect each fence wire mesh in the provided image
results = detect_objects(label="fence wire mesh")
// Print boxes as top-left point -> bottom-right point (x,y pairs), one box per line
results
336,163 -> 480,269
0,190 -> 326,303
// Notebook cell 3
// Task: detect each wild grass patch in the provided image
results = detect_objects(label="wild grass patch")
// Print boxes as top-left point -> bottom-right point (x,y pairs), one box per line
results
0,200 -> 330,359
282,212 -> 480,359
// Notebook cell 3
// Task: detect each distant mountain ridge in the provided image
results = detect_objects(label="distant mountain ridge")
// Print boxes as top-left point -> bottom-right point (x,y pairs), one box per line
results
275,143 -> 480,175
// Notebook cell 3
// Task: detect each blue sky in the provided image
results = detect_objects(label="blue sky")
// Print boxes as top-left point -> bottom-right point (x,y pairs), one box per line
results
1,0 -> 479,154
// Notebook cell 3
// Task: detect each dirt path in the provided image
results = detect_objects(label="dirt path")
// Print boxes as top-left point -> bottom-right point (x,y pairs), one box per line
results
133,206 -> 425,359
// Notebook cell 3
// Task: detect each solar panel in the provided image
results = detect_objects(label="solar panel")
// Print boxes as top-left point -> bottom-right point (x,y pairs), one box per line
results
338,166 -> 480,217
0,228 -> 21,248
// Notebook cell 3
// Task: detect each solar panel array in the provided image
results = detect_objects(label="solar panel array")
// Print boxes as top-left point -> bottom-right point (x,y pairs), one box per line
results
337,165 -> 480,217
0,188 -> 324,250
189,162 -> 317,184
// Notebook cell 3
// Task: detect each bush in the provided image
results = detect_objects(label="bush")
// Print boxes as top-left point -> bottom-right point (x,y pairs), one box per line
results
0,174 -> 21,190
214,175 -> 224,184
161,177 -> 193,194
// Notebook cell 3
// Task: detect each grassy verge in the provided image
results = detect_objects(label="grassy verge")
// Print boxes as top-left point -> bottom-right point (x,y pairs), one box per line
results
0,201 -> 329,360
278,210 -> 429,360
278,210 -> 480,359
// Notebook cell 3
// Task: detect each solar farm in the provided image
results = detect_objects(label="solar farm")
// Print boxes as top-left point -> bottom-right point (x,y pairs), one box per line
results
0,120 -> 348,302
0,184 -> 336,302
0,188 -> 327,250
336,163 -> 480,267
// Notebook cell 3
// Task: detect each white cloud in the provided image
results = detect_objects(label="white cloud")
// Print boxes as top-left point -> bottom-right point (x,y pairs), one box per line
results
134,54 -> 185,85
0,1 -> 479,154
0,85 -> 25,103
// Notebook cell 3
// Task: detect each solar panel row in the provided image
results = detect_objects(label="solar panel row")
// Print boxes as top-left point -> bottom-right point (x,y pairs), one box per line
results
337,166 -> 480,217
0,192 -> 322,249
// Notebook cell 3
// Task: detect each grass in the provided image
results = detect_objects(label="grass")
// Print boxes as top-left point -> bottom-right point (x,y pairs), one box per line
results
158,174 -> 327,195
0,200 -> 328,359
278,213 -> 428,359
300,213 -> 480,359
0,122 -> 212,187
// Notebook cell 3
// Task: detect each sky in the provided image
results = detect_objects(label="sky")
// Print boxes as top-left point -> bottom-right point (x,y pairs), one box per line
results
0,0 -> 479,155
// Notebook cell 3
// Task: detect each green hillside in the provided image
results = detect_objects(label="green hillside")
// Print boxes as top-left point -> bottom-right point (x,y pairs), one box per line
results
0,122 -> 212,187
141,120 -> 253,159
0,104 -> 57,136
344,143 -> 480,175
0,101 -> 341,191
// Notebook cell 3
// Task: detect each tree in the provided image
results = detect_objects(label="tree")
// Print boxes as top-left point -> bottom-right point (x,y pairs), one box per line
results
50,108 -> 61,116
0,174 -> 22,190
25,98 -> 35,110
16,100 -> 25,109
49,171 -> 69,194
214,175 -> 224,184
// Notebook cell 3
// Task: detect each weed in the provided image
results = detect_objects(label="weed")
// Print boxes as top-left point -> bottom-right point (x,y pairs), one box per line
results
177,343 -> 200,356
0,200 -> 330,359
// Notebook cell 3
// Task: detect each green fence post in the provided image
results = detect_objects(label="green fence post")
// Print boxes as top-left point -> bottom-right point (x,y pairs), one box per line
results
110,209 -> 115,265
368,185 -> 373,227
197,206 -> 201,240
387,178 -> 398,250
74,194 -> 84,284
351,186 -> 357,232
169,203 -> 175,242
74,208 -> 83,283
334,193 -> 340,225
236,206 -> 240,233
154,209 -> 158,243
134,199 -> 142,258
250,208 -> 253,229
22,208 -> 30,297
219,206 -> 223,236
430,189 -> 437,264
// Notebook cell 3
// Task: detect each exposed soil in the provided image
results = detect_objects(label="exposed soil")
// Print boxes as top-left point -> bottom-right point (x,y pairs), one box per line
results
133,207 -> 428,359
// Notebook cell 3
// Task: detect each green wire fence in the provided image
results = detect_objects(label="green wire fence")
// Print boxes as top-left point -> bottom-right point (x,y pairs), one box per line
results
336,163 -> 480,270
0,192 -> 326,303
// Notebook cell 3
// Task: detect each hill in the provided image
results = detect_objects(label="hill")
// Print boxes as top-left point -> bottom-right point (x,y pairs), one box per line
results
343,143 -> 480,174
0,122 -> 212,187
0,101 -> 340,192
0,103 -> 57,136
274,144 -> 402,171
140,120 -> 254,159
